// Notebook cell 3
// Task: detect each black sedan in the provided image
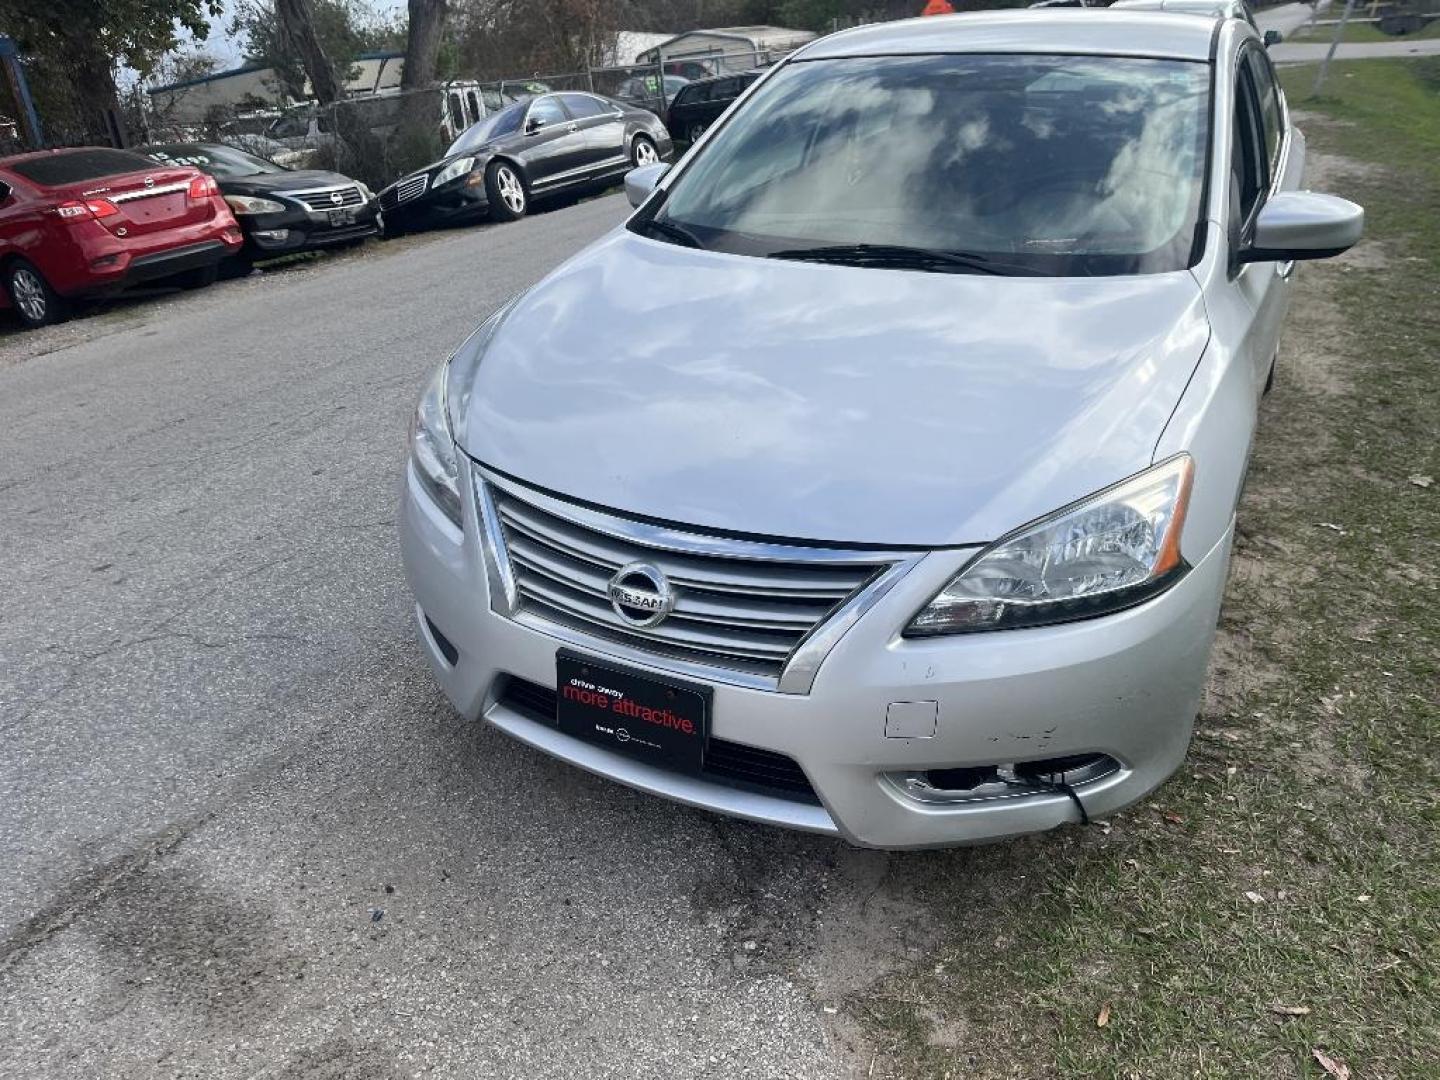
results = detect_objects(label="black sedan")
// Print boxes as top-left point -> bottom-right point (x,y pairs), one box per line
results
142,143 -> 380,261
377,92 -> 673,230
665,71 -> 762,145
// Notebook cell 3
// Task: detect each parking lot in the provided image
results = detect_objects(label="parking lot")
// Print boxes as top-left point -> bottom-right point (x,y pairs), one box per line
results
2,44 -> 1437,1079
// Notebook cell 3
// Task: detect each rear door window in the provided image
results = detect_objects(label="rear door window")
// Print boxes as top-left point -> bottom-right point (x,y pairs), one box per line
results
560,93 -> 608,119
9,149 -> 156,186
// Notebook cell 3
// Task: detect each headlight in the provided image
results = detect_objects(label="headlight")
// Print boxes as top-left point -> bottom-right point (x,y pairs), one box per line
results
410,364 -> 461,528
408,301 -> 518,528
224,194 -> 286,215
356,181 -> 374,201
906,455 -> 1195,636
433,156 -> 477,186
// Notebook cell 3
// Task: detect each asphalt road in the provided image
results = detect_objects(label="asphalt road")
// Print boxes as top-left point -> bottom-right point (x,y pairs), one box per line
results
0,197 -> 949,1078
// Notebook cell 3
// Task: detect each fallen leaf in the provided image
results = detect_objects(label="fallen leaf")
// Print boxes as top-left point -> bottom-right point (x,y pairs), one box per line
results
1097,1003 -> 1111,1028
1163,812 -> 1184,825
1313,521 -> 1346,533
1312,1048 -> 1351,1079
1408,474 -> 1433,488
1270,1003 -> 1311,1017
1244,890 -> 1265,904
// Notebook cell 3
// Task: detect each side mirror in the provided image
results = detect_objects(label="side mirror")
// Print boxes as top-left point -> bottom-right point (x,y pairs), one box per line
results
624,162 -> 670,208
1239,191 -> 1364,264
1263,29 -> 1284,47
525,116 -> 547,134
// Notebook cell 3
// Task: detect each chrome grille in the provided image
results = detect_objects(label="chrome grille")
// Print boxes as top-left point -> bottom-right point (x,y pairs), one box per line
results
381,174 -> 428,209
289,185 -> 365,211
482,476 -> 907,689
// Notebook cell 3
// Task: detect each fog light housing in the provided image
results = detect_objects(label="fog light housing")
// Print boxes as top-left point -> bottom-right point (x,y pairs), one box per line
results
252,228 -> 291,245
887,754 -> 1121,805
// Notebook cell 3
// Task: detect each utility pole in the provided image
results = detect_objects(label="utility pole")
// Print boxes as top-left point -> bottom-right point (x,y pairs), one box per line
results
0,36 -> 44,149
1314,0 -> 1357,96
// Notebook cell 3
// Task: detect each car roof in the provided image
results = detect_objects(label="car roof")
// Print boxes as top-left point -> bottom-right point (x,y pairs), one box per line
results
681,70 -> 763,87
797,10 -> 1221,62
1113,0 -> 1241,13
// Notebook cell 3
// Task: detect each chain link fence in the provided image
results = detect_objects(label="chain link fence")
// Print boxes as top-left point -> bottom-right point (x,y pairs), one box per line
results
137,35 -> 815,191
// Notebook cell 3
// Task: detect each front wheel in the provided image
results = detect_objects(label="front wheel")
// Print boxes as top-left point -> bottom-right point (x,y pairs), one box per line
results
631,135 -> 660,168
5,258 -> 65,329
486,161 -> 528,222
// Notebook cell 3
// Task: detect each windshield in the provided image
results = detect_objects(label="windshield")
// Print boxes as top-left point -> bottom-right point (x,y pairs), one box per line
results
446,104 -> 526,156
146,145 -> 285,178
639,54 -> 1211,276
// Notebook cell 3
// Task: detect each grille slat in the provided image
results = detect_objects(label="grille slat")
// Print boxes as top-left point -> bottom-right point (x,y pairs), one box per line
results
490,484 -> 891,682
516,576 -> 799,662
499,500 -> 867,600
497,678 -> 821,804
381,173 -> 428,209
508,533 -> 831,631
288,185 -> 365,211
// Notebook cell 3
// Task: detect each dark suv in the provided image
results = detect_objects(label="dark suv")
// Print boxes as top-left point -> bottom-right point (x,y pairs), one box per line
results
665,72 -> 761,145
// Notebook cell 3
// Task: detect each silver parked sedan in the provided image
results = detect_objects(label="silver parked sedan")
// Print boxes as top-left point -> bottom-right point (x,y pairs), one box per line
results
400,12 -> 1362,848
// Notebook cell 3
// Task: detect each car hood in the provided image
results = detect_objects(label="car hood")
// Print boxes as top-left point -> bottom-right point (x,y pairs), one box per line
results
222,169 -> 359,196
458,230 -> 1210,548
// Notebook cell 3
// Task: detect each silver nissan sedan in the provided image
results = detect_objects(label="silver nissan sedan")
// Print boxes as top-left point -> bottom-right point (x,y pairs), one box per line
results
400,11 -> 1363,848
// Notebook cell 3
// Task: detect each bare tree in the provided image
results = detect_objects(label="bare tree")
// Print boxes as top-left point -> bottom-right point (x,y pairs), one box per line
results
276,0 -> 342,103
401,0 -> 450,90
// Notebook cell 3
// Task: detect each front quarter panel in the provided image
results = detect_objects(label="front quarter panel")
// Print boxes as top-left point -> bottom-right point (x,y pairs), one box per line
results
1157,222 -> 1257,563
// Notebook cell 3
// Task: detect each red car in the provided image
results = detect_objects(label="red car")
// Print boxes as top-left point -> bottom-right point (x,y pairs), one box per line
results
0,146 -> 244,328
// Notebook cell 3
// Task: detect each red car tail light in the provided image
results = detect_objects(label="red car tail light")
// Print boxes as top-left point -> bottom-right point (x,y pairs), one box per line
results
56,199 -> 120,221
187,174 -> 219,200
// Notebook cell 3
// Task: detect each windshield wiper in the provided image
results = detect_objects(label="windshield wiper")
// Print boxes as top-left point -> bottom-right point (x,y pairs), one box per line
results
767,243 -> 1044,277
638,217 -> 702,249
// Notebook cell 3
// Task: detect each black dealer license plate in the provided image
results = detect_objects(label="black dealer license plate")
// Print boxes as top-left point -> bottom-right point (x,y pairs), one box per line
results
555,652 -> 709,774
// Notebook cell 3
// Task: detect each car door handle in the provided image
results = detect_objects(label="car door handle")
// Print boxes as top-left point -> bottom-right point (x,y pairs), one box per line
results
567,123 -> 579,133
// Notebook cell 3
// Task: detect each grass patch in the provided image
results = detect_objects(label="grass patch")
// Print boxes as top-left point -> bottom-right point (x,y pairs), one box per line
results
856,59 -> 1439,1080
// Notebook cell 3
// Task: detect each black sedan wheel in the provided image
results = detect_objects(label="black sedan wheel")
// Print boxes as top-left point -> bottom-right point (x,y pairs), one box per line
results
486,161 -> 528,222
631,135 -> 660,168
5,259 -> 65,329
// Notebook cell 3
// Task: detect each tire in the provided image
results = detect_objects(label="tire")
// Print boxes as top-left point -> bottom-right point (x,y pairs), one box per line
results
485,161 -> 528,222
5,258 -> 65,329
631,134 -> 660,168
687,122 -> 706,144
176,262 -> 219,290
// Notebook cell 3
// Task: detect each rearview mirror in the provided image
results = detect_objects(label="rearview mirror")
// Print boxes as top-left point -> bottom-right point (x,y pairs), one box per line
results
624,162 -> 670,208
1263,29 -> 1283,47
1239,191 -> 1364,264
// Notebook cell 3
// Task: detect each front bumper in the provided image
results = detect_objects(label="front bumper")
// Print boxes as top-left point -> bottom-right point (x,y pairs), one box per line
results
381,184 -> 489,230
241,202 -> 381,254
400,458 -> 1232,849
